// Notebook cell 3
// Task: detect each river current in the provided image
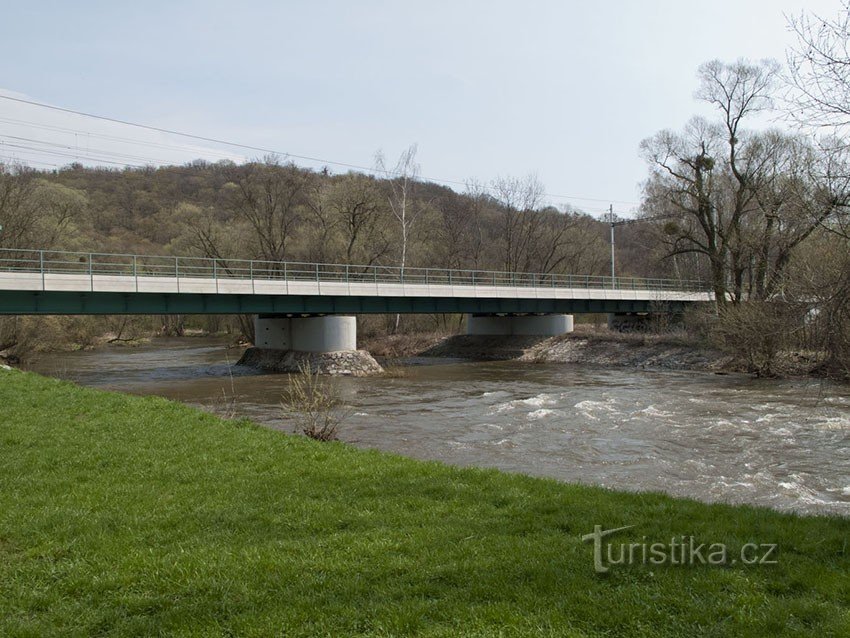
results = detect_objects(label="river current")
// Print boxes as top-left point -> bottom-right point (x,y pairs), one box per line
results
26,337 -> 850,516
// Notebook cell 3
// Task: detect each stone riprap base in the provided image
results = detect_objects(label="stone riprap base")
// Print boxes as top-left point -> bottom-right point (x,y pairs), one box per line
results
237,347 -> 383,376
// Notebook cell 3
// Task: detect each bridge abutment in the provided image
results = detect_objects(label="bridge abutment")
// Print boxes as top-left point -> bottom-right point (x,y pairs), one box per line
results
255,315 -> 357,352
466,314 -> 574,336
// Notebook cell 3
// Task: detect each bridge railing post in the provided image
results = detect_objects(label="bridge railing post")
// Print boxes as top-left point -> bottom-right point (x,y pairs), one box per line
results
214,258 -> 218,293
176,256 -> 180,293
89,253 -> 93,292
40,250 -> 45,291
133,255 -> 138,293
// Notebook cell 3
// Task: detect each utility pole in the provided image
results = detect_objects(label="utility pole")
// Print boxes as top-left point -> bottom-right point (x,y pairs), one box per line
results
609,204 -> 615,281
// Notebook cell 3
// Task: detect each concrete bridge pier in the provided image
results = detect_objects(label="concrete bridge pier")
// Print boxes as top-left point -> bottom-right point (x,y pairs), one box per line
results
243,315 -> 381,375
466,313 -> 574,336
254,314 -> 357,352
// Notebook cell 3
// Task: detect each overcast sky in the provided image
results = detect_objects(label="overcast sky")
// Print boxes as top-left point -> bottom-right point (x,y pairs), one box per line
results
0,0 -> 843,216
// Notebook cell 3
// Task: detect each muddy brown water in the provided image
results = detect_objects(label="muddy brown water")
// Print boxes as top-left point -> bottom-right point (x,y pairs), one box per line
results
26,337 -> 850,516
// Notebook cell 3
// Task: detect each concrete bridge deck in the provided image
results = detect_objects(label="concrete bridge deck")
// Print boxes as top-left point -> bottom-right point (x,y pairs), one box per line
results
0,249 -> 712,315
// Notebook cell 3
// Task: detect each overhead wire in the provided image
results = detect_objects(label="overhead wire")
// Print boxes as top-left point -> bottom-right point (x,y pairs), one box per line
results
0,115 -> 245,160
0,142 -> 633,218
0,134 -> 187,165
0,94 -> 641,210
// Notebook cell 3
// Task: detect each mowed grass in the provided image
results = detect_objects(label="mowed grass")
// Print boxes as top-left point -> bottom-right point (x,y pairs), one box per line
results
0,370 -> 848,637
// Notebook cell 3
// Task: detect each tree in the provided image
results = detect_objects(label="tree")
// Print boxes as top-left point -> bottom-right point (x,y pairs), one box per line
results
0,165 -> 88,251
326,175 -> 389,266
430,186 -> 484,270
787,4 -> 850,243
0,165 -> 39,249
491,174 -> 545,272
224,157 -> 309,264
746,134 -> 850,299
375,143 -> 421,269
375,145 -> 421,332
640,59 -> 782,304
31,180 -> 89,249
787,2 -> 850,132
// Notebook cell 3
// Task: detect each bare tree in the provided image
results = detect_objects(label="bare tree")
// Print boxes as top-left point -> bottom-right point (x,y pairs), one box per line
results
329,175 -> 389,266
431,186 -> 486,270
375,144 -> 421,331
787,4 -> 850,241
748,133 -> 850,298
641,59 -> 781,305
787,2 -> 850,132
0,166 -> 40,249
375,144 -> 421,273
529,207 -> 604,275
225,157 -> 309,264
491,174 -> 545,272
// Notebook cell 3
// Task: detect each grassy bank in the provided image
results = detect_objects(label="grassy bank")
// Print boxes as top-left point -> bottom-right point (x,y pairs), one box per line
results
0,370 -> 848,637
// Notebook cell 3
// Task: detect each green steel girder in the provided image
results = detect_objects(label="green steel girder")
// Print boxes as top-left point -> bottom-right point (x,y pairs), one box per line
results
0,290 -> 691,316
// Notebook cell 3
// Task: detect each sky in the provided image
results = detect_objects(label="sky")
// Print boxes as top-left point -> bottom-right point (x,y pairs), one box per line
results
0,0 -> 843,217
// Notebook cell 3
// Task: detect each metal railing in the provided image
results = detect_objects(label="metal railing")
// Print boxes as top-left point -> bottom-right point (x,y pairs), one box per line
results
0,248 -> 709,293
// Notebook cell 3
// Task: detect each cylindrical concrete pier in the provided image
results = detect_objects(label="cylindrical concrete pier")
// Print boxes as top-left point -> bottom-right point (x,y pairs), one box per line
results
466,314 -> 574,336
254,315 -> 357,352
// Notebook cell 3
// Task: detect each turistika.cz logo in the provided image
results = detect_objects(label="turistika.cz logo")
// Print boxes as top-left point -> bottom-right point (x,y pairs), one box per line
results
581,525 -> 778,574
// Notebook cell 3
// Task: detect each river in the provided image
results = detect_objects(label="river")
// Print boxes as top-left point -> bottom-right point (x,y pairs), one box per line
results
25,337 -> 850,517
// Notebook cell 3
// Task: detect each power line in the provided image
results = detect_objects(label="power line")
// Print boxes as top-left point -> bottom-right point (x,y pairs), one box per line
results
0,134 -> 183,165
2,142 -> 630,217
0,93 -> 641,209
0,116 -> 245,160
0,155 -> 61,169
0,144 -> 638,223
0,141 -> 155,168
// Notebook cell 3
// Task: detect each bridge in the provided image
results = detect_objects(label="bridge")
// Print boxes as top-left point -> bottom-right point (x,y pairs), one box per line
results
0,248 -> 712,352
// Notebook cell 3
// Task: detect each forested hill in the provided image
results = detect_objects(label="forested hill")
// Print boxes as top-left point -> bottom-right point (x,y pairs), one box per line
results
0,160 -> 667,280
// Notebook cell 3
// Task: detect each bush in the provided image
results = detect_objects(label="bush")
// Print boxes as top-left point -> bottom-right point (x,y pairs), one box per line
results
713,302 -> 806,377
282,361 -> 348,441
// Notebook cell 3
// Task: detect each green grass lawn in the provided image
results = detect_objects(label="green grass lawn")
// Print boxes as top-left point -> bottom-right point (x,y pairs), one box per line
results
0,369 -> 848,637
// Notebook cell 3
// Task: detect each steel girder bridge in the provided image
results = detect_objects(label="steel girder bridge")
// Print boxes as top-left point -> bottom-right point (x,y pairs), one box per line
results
0,248 -> 713,316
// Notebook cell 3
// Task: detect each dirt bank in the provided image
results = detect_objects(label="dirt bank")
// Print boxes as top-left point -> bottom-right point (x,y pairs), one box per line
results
418,328 -> 738,373
417,327 -> 836,377
359,332 -> 449,358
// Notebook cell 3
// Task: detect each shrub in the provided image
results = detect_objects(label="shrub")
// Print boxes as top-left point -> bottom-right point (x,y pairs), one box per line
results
714,302 -> 806,377
282,361 -> 348,441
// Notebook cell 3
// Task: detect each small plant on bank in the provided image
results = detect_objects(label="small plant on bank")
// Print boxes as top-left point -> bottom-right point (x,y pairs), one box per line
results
212,352 -> 239,419
282,360 -> 348,441
380,360 -> 408,378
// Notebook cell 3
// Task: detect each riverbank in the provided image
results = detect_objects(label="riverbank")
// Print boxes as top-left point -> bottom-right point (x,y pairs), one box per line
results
1,368 -> 848,636
417,326 -> 831,377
